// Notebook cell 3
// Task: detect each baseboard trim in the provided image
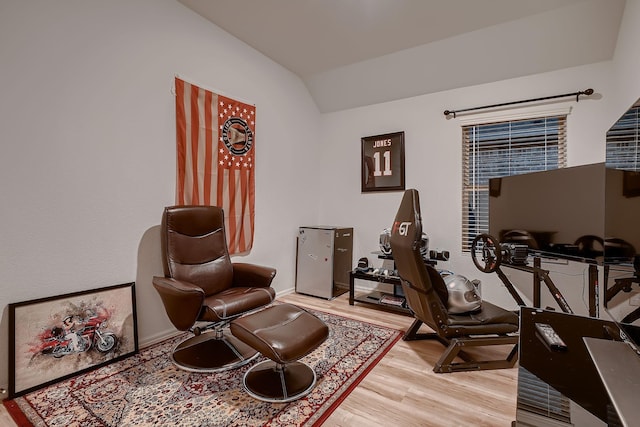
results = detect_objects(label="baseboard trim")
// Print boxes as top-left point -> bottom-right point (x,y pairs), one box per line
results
139,329 -> 182,349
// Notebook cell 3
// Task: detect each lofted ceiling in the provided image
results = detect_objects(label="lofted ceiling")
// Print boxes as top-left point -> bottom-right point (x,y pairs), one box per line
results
178,0 -> 626,113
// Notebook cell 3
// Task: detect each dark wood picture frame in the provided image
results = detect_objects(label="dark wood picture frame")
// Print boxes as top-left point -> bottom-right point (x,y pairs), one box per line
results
8,282 -> 138,398
361,131 -> 405,192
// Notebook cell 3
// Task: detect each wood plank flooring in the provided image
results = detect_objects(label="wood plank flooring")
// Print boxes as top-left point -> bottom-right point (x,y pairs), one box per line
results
281,292 -> 518,427
0,292 -> 518,426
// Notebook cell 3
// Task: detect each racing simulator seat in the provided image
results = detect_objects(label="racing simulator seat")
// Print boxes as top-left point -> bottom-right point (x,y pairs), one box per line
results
389,189 -> 519,373
153,205 -> 276,372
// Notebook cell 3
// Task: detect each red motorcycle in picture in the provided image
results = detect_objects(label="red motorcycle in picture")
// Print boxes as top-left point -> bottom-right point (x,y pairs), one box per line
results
39,312 -> 118,358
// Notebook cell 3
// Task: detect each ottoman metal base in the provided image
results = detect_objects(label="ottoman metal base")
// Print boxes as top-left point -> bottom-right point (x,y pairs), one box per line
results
171,332 -> 259,373
243,360 -> 317,403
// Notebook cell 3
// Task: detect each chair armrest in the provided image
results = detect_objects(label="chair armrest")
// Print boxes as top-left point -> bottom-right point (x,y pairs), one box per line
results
152,276 -> 204,331
232,263 -> 277,288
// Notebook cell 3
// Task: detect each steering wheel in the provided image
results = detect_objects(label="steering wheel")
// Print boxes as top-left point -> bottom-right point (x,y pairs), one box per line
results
471,233 -> 502,273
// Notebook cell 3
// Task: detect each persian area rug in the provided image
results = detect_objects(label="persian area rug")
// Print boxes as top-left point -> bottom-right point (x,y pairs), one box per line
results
4,308 -> 402,427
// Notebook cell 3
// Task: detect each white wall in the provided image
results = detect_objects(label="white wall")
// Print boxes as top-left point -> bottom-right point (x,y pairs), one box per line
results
0,0 -> 321,391
306,0 -> 625,113
612,0 -> 640,117
317,0 -> 640,315
318,61 -> 617,312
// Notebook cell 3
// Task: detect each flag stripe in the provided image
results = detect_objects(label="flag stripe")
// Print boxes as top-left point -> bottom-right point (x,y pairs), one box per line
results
175,77 -> 255,254
175,79 -> 187,205
209,95 -> 219,207
227,168 -> 237,254
181,83 -> 194,205
203,91 -> 213,205
239,169 -> 249,252
189,84 -> 200,204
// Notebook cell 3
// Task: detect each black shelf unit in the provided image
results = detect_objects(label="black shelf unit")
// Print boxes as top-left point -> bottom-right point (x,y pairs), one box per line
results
349,253 -> 440,315
349,269 -> 412,315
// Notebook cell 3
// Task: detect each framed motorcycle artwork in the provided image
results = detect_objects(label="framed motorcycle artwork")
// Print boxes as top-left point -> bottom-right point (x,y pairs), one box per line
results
7,282 -> 138,398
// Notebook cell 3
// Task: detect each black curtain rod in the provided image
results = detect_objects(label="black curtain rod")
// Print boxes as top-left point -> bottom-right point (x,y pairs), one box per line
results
444,88 -> 594,118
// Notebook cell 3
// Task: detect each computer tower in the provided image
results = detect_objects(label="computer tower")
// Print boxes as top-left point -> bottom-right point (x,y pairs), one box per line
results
295,226 -> 353,299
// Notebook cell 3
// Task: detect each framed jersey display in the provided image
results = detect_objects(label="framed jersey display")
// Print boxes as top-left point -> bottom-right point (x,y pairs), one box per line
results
361,131 -> 405,193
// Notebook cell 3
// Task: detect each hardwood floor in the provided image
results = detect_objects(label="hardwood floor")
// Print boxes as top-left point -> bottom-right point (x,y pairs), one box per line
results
0,292 -> 519,426
279,292 -> 518,427
0,405 -> 15,427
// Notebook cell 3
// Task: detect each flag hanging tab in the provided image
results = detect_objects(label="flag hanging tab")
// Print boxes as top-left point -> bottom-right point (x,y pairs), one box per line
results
174,77 -> 256,254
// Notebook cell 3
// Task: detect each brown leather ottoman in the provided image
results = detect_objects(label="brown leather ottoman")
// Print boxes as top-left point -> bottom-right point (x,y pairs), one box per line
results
230,303 -> 329,402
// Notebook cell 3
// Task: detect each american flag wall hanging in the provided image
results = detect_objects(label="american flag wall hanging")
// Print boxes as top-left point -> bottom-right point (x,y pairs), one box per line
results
174,77 -> 255,254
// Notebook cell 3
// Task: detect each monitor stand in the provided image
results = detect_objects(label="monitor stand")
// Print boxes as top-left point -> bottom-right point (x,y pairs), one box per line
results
583,337 -> 640,427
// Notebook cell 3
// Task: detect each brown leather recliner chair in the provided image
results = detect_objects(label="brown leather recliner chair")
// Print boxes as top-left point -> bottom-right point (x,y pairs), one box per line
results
153,205 -> 276,372
390,189 -> 519,373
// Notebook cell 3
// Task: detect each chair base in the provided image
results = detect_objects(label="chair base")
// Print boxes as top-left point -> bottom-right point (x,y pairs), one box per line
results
403,319 -> 519,373
242,360 -> 317,403
171,332 -> 259,373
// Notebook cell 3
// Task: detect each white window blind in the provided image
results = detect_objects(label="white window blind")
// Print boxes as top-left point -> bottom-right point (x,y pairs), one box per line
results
516,368 -> 572,424
461,115 -> 567,251
606,104 -> 640,171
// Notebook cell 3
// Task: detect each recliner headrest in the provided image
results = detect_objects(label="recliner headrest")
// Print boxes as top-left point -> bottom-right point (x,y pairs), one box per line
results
164,205 -> 225,236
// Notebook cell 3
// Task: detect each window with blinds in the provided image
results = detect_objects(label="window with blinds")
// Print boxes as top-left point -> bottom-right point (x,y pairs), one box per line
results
461,115 -> 567,251
606,103 -> 640,171
516,367 -> 572,425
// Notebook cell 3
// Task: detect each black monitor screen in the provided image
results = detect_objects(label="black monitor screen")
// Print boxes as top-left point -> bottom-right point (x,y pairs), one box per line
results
489,163 -> 605,262
488,161 -> 640,354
